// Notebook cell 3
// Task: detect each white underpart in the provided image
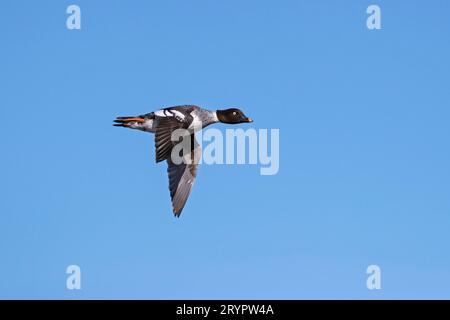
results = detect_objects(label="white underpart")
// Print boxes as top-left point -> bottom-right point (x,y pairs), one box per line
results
211,111 -> 219,122
128,119 -> 154,132
128,122 -> 141,129
142,119 -> 154,132
188,110 -> 204,130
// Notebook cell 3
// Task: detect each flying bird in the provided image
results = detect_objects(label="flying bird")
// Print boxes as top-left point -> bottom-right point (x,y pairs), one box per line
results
113,105 -> 253,217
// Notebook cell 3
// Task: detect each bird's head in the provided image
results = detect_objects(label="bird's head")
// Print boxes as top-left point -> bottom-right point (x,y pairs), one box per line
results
216,108 -> 253,124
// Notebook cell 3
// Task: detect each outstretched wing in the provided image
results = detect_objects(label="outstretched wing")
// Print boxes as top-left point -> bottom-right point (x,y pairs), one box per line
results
155,117 -> 185,162
166,134 -> 201,217
154,108 -> 193,162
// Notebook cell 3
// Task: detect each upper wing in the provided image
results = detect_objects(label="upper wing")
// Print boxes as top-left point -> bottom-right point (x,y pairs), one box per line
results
166,134 -> 201,217
154,108 -> 193,162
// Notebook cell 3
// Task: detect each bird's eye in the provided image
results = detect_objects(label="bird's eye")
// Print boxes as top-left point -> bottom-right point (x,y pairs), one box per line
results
232,111 -> 237,116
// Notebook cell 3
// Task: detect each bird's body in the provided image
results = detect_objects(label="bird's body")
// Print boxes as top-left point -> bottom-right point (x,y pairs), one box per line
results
115,105 -> 219,133
114,105 -> 252,217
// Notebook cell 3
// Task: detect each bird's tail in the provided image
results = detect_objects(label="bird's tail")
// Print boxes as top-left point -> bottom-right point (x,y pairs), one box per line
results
113,116 -> 145,128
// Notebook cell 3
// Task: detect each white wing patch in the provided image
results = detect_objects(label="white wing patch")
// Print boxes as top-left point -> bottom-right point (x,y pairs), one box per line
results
155,110 -> 167,117
171,110 -> 185,120
155,109 -> 186,121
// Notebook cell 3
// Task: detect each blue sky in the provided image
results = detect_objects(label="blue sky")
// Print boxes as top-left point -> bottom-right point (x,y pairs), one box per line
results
1,0 -> 450,299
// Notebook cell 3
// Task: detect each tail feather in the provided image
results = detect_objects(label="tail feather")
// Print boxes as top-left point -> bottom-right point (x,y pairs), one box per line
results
113,116 -> 145,128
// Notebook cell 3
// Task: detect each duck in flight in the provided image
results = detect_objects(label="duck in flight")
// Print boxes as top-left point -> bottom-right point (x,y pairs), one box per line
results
113,105 -> 253,217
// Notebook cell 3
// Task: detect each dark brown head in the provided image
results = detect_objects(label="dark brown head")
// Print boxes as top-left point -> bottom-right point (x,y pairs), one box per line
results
216,108 -> 253,124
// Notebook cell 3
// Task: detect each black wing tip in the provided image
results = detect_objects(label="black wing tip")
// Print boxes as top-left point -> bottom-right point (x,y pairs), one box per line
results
156,156 -> 166,163
173,209 -> 182,218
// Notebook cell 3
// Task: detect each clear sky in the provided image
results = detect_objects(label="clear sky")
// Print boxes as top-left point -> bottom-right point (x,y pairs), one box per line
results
1,0 -> 450,299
